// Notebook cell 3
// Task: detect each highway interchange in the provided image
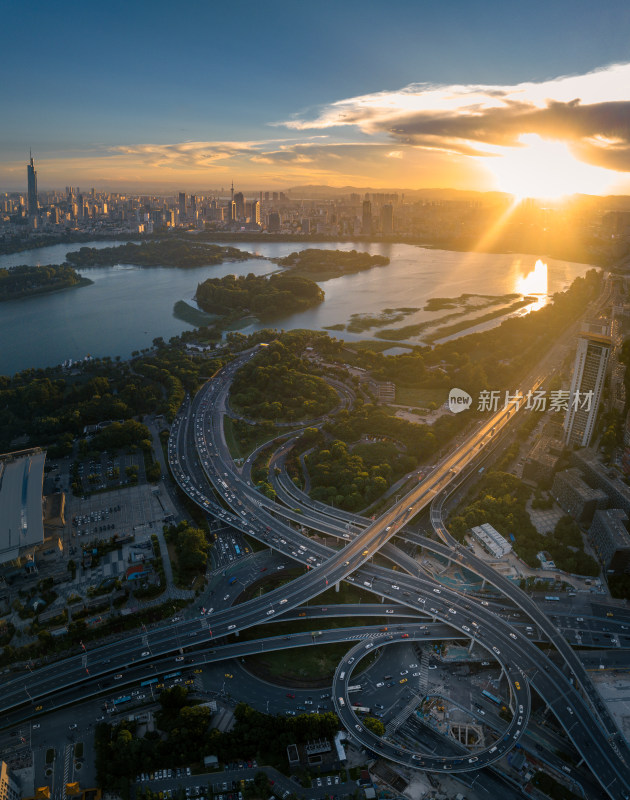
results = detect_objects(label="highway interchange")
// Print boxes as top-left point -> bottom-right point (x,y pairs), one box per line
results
3,336 -> 630,799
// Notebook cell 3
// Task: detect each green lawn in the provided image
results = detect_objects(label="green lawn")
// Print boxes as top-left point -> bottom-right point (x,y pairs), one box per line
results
393,385 -> 446,408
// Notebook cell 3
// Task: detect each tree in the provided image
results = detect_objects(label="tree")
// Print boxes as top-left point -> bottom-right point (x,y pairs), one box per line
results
363,716 -> 385,736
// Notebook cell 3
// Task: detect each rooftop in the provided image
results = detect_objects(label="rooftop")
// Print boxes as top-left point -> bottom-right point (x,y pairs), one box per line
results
0,450 -> 45,564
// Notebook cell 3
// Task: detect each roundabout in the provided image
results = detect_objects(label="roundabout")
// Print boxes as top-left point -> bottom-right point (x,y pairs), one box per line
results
331,633 -> 530,772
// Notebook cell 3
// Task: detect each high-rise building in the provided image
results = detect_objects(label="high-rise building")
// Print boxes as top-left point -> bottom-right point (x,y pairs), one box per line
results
381,204 -> 393,235
178,192 -> 186,220
27,152 -> 38,216
234,192 -> 245,220
268,211 -> 280,232
0,761 -> 20,800
362,199 -> 372,234
251,200 -> 260,226
564,323 -> 612,448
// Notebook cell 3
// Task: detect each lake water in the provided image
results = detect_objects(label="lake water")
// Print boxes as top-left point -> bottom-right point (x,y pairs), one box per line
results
0,239 -> 593,375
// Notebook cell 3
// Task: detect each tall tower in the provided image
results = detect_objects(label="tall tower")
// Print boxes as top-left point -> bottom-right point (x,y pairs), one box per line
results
380,204 -> 393,235
564,322 -> 612,448
234,191 -> 245,220
178,192 -> 186,221
362,199 -> 372,234
27,151 -> 38,216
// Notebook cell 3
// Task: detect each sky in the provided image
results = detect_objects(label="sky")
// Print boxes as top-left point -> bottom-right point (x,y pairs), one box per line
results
2,0 -> 630,197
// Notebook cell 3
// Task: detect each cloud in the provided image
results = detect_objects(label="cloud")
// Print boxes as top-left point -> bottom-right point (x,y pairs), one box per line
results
279,63 -> 630,172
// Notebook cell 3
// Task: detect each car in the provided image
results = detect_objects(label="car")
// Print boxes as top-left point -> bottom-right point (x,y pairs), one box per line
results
433,588 -> 441,594
362,550 -> 369,556
286,692 -> 295,698
141,650 -> 150,656
376,681 -> 384,687
400,678 -> 408,683
35,705 -> 42,711
400,670 -> 408,675
515,681 -> 521,689
385,609 -> 394,614
69,723 -> 78,730
401,633 -> 409,638
175,656 -> 184,662
481,600 -> 489,606
114,673 -> 123,680
391,584 -> 400,590
32,723 -> 40,729
266,609 -> 275,615
224,672 -> 233,678
492,646 -> 500,654
227,624 -> 236,630
428,665 -> 437,670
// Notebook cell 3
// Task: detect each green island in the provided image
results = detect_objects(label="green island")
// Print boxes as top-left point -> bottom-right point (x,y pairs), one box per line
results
195,272 -> 324,320
172,299 -> 217,327
66,239 -> 252,268
375,295 -> 535,341
0,264 -> 92,301
274,247 -> 389,280
424,292 -> 519,311
327,307 -> 420,333
423,297 -> 535,342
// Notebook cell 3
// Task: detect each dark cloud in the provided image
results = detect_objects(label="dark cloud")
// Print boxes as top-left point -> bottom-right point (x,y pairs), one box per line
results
378,100 -> 630,169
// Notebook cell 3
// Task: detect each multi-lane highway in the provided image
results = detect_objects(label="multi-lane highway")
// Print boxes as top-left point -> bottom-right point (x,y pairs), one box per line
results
168,347 -> 630,798
4,323 -> 630,798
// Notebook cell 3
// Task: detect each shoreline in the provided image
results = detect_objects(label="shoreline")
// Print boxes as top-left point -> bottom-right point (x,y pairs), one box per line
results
0,229 -> 606,269
0,275 -> 93,303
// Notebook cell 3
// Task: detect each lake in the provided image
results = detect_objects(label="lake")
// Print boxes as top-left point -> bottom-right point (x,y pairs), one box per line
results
0,239 -> 593,375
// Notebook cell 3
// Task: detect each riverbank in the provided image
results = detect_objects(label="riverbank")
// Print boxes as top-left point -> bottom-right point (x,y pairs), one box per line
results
0,228 -> 608,269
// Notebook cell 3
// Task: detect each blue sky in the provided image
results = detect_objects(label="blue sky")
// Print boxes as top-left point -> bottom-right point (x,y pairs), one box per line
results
2,0 -> 630,193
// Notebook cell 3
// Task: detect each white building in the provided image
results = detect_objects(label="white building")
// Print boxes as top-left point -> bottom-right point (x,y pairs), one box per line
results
470,523 -> 512,558
564,323 -> 611,448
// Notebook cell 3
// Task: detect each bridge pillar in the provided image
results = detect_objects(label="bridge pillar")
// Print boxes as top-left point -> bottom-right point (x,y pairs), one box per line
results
335,581 -> 340,593
480,579 -> 486,591
468,638 -> 475,654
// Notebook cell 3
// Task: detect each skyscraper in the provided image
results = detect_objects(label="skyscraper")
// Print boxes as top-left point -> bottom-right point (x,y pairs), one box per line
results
564,322 -> 612,448
234,192 -> 245,220
178,192 -> 186,220
362,199 -> 372,234
27,152 -> 38,216
381,204 -> 393,235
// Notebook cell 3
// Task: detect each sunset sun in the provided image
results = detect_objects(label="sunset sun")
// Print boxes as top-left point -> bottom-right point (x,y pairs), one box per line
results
485,134 -> 614,200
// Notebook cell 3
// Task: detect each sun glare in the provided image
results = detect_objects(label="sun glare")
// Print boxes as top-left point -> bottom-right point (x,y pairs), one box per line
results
485,134 -> 613,200
515,259 -> 548,311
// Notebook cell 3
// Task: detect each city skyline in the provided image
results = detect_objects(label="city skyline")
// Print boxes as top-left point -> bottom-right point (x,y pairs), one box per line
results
2,2 -> 630,196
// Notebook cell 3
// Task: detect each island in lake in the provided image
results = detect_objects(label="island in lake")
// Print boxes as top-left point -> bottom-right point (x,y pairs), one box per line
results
66,239 -> 252,268
195,272 -> 324,320
0,264 -> 92,301
274,248 -> 389,280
